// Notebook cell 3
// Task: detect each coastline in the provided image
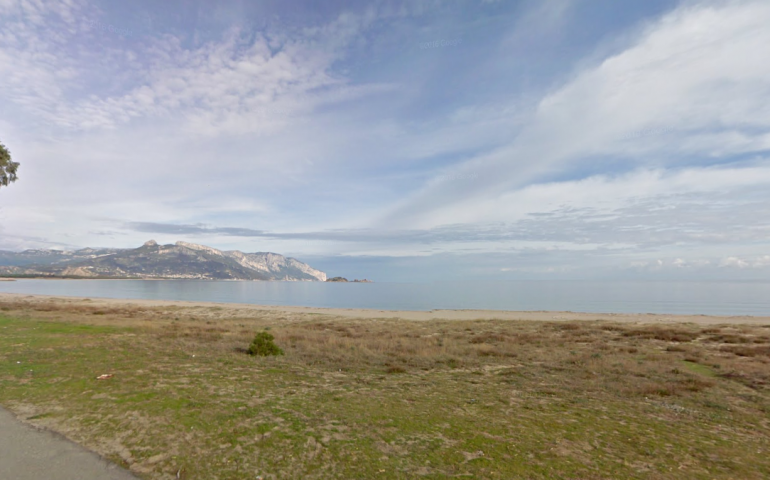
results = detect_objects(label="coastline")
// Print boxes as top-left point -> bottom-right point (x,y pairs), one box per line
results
2,292 -> 768,324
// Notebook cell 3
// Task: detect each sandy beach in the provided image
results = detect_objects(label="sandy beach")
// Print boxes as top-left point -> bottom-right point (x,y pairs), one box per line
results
2,292 -> 768,325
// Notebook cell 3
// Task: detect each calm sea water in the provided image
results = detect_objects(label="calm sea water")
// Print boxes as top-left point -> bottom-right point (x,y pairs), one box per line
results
1,279 -> 770,316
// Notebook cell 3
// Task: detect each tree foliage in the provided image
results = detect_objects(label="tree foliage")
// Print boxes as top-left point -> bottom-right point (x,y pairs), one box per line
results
0,141 -> 20,189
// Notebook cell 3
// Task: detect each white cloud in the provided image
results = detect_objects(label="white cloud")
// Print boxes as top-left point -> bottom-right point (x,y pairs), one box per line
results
720,255 -> 770,269
387,161 -> 770,233
383,0 -> 770,228
0,1 -> 389,136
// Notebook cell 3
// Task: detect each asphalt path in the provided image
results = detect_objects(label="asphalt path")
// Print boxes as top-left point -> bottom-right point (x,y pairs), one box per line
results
0,406 -> 137,480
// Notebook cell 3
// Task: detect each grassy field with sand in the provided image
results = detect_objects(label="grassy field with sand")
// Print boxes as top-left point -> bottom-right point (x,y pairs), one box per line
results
1,294 -> 769,479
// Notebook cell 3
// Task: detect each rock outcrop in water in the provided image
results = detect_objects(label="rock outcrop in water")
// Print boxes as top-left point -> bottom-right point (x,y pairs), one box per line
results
0,241 -> 327,281
325,277 -> 373,283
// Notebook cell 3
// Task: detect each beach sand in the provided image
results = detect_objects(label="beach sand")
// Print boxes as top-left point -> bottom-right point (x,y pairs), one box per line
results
1,292 -> 768,325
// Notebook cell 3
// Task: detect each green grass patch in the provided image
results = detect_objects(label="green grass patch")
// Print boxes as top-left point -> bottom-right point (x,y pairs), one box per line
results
1,310 -> 769,479
682,360 -> 717,377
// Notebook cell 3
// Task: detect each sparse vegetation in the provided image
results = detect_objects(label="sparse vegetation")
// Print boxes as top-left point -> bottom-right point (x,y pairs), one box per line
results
1,297 -> 770,479
247,331 -> 284,356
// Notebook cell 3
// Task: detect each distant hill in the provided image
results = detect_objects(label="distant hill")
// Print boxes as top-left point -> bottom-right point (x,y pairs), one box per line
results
0,240 -> 327,281
325,277 -> 373,283
0,247 -> 121,267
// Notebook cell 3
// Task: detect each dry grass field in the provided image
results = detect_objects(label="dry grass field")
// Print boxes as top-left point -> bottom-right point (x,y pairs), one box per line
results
1,296 -> 769,479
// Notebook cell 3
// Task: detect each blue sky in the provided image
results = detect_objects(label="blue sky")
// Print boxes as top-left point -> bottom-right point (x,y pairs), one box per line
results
2,0 -> 770,281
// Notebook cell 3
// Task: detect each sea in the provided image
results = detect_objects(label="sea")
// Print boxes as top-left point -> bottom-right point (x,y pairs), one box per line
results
1,279 -> 770,316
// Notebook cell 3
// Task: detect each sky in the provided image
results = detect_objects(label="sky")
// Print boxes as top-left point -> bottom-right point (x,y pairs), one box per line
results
1,0 -> 770,282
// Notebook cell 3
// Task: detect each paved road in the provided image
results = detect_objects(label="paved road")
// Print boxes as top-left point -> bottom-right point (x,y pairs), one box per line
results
0,406 -> 138,480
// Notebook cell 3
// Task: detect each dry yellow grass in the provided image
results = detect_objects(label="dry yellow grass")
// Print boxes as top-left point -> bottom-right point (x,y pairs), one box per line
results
1,297 -> 770,479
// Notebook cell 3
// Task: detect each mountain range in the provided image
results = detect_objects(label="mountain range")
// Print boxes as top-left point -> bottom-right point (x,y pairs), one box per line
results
0,240 -> 327,281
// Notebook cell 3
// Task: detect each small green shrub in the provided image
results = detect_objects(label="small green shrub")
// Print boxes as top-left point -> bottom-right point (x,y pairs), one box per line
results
248,331 -> 284,356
